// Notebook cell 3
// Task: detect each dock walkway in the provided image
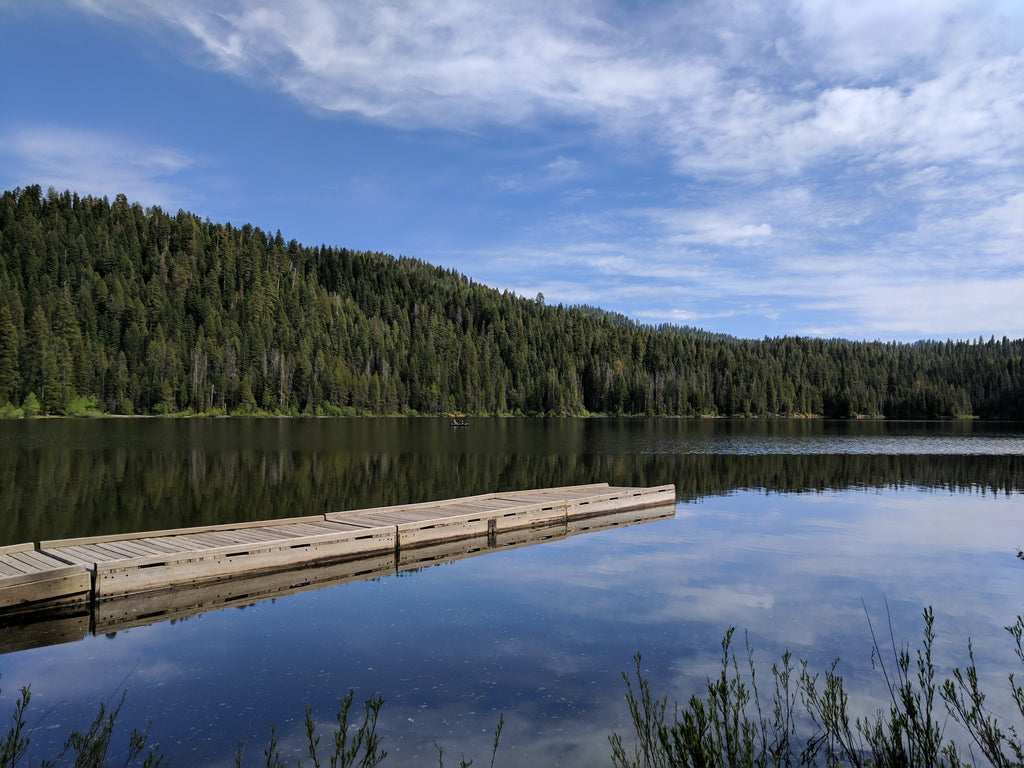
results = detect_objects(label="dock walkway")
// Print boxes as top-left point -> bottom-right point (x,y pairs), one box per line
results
2,483 -> 674,613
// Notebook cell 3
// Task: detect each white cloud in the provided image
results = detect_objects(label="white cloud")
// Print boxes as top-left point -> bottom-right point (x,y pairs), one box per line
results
831,275 -> 1024,340
70,1 -> 1022,200
792,0 -> 1017,83
646,209 -> 774,247
1,126 -> 200,209
485,173 -> 524,192
483,155 -> 583,194
62,0 -> 1024,340
544,155 -> 581,183
969,193 -> 1024,257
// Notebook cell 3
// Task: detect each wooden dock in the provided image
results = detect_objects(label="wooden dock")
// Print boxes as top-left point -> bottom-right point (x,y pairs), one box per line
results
0,543 -> 93,611
1,484 -> 674,622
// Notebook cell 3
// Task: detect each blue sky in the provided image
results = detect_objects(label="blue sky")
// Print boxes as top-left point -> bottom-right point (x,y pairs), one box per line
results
2,1 -> 1022,342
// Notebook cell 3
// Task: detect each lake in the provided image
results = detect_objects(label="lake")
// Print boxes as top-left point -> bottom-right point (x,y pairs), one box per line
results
1,418 -> 1022,766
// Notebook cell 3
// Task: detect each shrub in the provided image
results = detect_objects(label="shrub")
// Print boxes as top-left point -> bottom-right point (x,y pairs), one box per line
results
610,609 -> 1024,768
20,392 -> 40,417
66,395 -> 102,417
0,402 -> 23,419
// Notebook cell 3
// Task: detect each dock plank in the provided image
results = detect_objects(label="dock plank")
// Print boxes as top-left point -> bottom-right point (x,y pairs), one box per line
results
8,483 -> 676,617
0,561 -> 29,577
133,537 -> 194,554
91,541 -> 160,560
52,544 -> 117,564
78,543 -> 140,562
9,551 -> 68,573
187,532 -> 249,548
40,546 -> 94,566
204,528 -> 273,545
277,523 -> 335,537
0,543 -> 36,556
0,546 -> 92,614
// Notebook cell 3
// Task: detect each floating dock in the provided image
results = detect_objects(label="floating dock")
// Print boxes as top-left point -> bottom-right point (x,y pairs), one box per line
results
1,484 -> 675,638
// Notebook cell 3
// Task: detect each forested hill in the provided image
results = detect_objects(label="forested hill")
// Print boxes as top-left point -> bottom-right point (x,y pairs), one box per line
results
1,185 -> 1022,419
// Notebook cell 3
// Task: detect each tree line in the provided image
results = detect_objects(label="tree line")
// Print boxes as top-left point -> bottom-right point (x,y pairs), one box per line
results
1,185 -> 1022,419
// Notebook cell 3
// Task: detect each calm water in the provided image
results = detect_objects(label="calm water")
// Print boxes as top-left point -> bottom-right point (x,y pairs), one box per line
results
1,418 -> 1022,766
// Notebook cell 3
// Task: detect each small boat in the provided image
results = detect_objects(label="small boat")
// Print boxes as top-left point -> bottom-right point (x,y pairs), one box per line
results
446,412 -> 469,427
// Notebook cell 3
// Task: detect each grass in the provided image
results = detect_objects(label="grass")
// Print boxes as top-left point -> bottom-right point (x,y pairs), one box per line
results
3,607 -> 1022,767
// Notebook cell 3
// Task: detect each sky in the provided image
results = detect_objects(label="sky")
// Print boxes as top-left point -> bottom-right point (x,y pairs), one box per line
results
2,0 -> 1022,342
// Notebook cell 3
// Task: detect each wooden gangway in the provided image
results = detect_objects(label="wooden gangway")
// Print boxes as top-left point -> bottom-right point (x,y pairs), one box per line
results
1,484 -> 674,618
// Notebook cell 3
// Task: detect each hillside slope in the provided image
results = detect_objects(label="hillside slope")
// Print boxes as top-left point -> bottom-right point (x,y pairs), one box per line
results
1,186 -> 1022,418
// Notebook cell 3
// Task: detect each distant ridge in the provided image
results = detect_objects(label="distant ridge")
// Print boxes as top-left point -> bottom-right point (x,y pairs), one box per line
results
1,185 -> 1022,419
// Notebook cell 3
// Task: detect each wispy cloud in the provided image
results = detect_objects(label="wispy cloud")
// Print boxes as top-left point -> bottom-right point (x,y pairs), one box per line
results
1,126 -> 201,209
643,209 -> 774,247
544,155 -> 582,184
62,0 -> 1024,339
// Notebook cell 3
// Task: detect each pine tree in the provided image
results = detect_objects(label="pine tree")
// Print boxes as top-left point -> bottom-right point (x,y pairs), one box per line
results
0,303 -> 20,404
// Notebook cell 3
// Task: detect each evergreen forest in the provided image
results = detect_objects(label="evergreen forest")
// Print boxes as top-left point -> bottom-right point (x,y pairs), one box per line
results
1,185 -> 1022,419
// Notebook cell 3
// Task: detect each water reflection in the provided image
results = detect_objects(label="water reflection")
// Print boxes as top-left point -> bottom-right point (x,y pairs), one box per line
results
1,505 -> 676,654
0,419 -> 1021,766
6,489 -> 1018,767
1,418 -> 1022,545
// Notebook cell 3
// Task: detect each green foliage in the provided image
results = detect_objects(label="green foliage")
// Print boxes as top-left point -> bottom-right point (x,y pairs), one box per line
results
237,689 -> 386,768
1,680 -> 498,768
798,606 -> 954,767
65,394 -> 101,417
942,615 -> 1024,766
610,636 -> 803,768
0,401 -> 23,419
0,678 -> 163,768
1,185 -> 1022,418
611,608 -> 1024,768
303,690 -> 386,768
5,608 -> 1024,767
433,713 -> 504,768
20,392 -> 39,417
0,683 -> 30,766
0,304 -> 20,405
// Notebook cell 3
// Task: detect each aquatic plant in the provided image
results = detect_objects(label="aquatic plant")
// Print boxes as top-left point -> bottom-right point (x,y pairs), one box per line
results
238,689 -> 386,768
0,681 -> 498,768
610,608 -> 1024,768
4,609 -> 1024,766
0,682 -> 162,768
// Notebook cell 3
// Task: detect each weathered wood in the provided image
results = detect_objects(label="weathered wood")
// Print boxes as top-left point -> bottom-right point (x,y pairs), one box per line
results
9,549 -> 67,571
7,483 -> 675,609
0,563 -> 24,578
41,546 -> 97,567
0,559 -> 31,576
0,485 -> 678,653
564,484 -> 675,520
0,547 -> 92,610
396,523 -> 570,571
566,503 -> 675,535
393,485 -> 673,548
88,524 -> 397,598
93,553 -> 397,634
0,543 -> 36,556
38,514 -> 329,549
